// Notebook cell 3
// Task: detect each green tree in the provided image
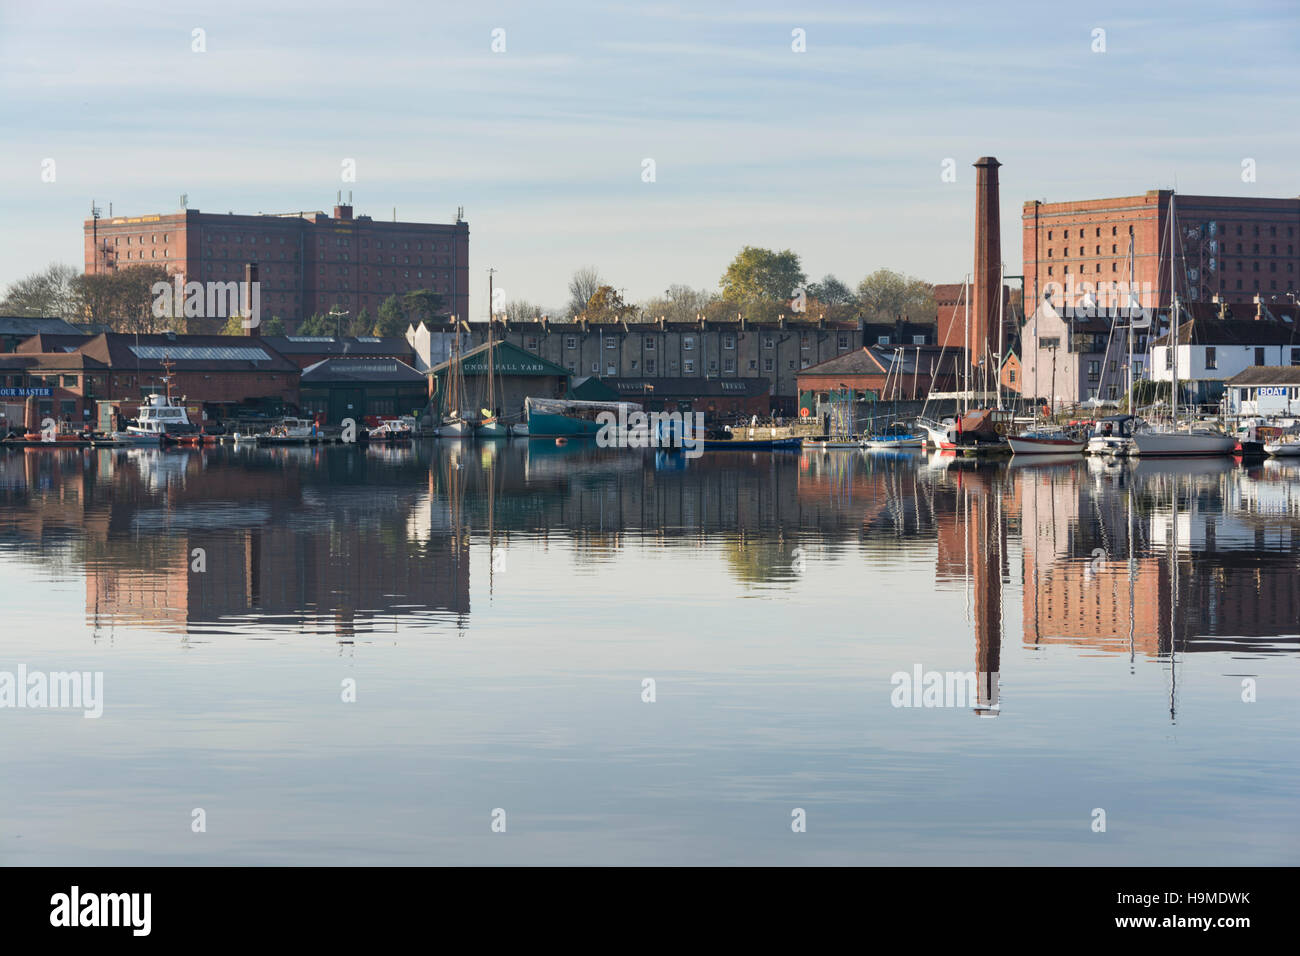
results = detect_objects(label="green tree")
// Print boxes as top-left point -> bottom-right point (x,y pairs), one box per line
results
856,269 -> 935,321
403,289 -> 445,328
373,295 -> 407,337
720,246 -> 806,305
262,315 -> 287,336
347,308 -> 372,337
807,274 -> 855,306
295,312 -> 334,336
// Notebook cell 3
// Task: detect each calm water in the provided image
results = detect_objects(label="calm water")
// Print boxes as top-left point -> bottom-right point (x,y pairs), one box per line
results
0,442 -> 1296,865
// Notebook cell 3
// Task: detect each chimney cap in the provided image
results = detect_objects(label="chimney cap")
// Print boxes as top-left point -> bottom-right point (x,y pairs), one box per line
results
973,156 -> 1001,167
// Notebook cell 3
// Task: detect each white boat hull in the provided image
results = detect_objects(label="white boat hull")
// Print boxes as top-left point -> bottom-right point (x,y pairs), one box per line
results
1131,431 -> 1236,457
1264,441 -> 1300,457
1008,435 -> 1086,456
436,420 -> 473,438
861,436 -> 925,449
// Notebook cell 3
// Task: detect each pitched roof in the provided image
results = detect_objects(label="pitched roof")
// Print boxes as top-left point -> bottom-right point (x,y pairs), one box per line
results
1223,366 -> 1300,386
301,357 -> 425,384
14,333 -> 90,353
430,340 -> 569,377
260,335 -> 413,357
0,316 -> 83,337
72,333 -> 299,372
1151,318 -> 1298,348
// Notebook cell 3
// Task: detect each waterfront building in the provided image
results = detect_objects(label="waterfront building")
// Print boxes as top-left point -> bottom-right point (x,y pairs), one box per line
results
795,344 -> 965,412
259,335 -> 416,370
1149,299 -> 1300,405
2,332 -> 299,423
1023,190 -> 1300,310
299,356 -> 429,423
427,340 -> 570,422
0,315 -> 83,353
83,202 -> 470,326
410,315 -> 931,416
1222,367 -> 1300,417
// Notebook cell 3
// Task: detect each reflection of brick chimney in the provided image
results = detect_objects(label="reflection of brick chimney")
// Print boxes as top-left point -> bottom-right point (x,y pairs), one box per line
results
972,157 -> 1001,368
244,262 -> 260,337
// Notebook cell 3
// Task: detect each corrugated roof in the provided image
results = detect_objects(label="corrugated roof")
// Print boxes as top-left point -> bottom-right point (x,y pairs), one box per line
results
301,357 -> 425,384
1224,366 -> 1300,386
0,316 -> 83,336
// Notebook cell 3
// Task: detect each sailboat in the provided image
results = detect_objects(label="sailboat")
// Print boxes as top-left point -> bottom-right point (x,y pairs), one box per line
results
437,321 -> 473,438
1132,193 -> 1235,458
476,321 -> 509,438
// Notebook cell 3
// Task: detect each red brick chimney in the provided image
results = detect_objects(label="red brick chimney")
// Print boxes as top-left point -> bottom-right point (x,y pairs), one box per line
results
972,156 -> 1001,368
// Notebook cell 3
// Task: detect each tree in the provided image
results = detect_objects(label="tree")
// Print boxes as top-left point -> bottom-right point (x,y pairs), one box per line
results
0,263 -> 80,319
500,299 -> 548,321
403,289 -> 445,328
719,246 -> 806,305
640,284 -> 716,323
347,308 -> 372,337
856,268 -> 935,321
373,295 -> 407,337
220,314 -> 246,336
581,285 -> 637,322
295,313 -> 334,336
262,316 -> 287,336
567,267 -> 604,317
807,274 -> 855,306
71,264 -> 172,333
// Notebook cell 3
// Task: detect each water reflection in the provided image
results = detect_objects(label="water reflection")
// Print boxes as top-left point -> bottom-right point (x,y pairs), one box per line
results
2,445 -> 1298,661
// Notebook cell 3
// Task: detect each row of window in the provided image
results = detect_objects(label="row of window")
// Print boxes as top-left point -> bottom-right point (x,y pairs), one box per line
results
1046,224 -> 1296,241
565,357 -> 801,376
1046,242 -> 1294,259
535,333 -> 865,352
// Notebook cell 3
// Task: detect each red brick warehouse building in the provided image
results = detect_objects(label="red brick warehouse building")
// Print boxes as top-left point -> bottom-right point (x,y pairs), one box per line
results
83,202 -> 470,328
1023,191 -> 1300,310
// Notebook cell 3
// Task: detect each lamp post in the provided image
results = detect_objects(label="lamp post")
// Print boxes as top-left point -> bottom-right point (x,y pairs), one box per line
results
329,308 -> 349,339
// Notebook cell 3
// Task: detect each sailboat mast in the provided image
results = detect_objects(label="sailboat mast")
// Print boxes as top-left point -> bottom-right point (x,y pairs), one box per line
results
1127,227 -> 1135,410
996,261 -> 1004,410
963,275 -> 970,414
1170,194 -> 1179,425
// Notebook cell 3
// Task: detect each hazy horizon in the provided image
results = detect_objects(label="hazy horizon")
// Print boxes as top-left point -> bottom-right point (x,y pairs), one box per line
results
2,0 -> 1297,316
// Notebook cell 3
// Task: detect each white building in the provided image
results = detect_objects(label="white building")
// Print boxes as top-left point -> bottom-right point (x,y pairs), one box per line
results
1223,367 -> 1300,417
1149,299 -> 1300,405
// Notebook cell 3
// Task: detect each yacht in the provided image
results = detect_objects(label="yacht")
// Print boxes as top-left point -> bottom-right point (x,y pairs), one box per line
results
124,394 -> 193,443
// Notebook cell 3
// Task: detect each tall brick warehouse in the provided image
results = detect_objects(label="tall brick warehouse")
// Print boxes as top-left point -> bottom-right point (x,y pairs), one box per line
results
83,202 -> 469,327
1023,191 -> 1300,310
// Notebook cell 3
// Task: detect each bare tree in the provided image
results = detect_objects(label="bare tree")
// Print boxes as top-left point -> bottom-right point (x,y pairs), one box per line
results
567,267 -> 604,318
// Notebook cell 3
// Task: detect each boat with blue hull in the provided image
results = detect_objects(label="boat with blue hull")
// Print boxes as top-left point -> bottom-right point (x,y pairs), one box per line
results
524,397 -> 641,439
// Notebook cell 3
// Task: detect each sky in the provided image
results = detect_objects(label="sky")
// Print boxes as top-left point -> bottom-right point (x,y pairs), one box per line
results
1,0 -> 1298,316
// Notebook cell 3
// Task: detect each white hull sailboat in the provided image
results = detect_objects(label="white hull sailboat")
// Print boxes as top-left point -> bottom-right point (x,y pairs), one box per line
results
1131,193 -> 1234,460
1008,432 -> 1086,455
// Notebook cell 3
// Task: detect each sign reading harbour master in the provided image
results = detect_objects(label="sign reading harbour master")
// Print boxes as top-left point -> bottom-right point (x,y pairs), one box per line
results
0,387 -> 54,398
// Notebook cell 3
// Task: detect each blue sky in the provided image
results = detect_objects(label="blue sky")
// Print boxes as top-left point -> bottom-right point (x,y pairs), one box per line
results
1,0 -> 1297,315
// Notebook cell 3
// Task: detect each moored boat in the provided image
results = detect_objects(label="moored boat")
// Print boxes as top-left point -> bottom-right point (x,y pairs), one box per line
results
1008,430 -> 1086,456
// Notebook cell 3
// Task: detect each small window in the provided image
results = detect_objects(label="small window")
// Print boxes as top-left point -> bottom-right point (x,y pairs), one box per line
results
762,335 -> 774,349
565,336 -> 576,349
877,335 -> 889,345
912,335 -> 926,345
645,359 -> 656,373
1205,347 -> 1217,369
683,336 -> 695,351
1255,347 -> 1266,366
763,358 -> 774,372
723,334 -> 736,349
683,359 -> 695,373
644,336 -> 655,351
837,333 -> 849,349
525,336 -> 539,350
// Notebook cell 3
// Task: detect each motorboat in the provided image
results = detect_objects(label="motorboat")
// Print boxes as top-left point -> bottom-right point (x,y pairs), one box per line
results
1085,415 -> 1141,456
125,393 -> 194,442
